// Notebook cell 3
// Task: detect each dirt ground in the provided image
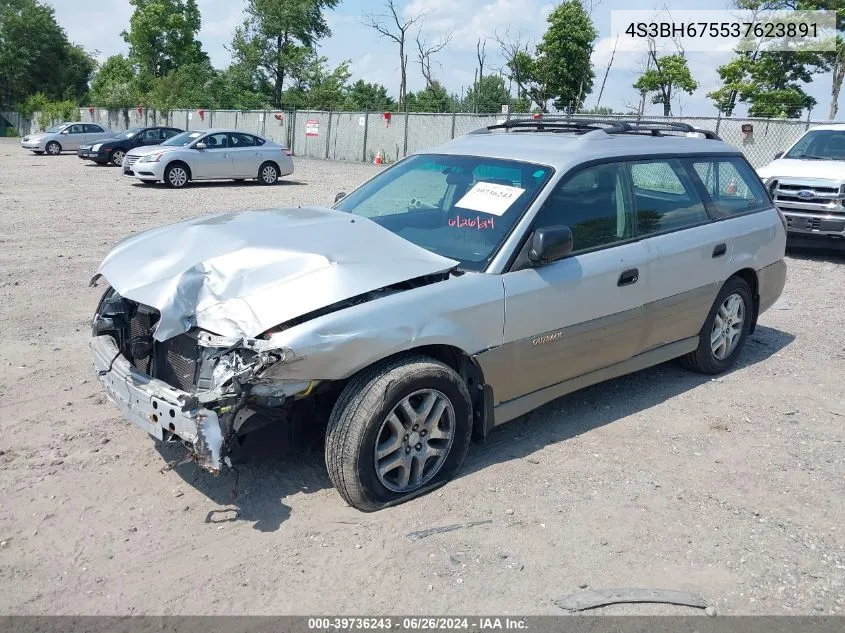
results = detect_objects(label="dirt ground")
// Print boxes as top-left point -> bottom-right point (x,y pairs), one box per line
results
0,137 -> 843,616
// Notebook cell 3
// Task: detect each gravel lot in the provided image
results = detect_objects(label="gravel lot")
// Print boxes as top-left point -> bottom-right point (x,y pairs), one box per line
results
0,137 -> 843,616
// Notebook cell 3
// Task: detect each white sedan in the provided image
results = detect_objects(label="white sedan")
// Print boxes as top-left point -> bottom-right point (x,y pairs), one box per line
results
20,122 -> 114,155
122,129 -> 294,188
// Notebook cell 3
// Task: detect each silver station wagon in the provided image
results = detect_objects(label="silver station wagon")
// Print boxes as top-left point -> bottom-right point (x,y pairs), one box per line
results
90,119 -> 787,512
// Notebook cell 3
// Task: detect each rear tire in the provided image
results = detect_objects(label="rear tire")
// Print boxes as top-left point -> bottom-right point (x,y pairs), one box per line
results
45,141 -> 61,155
325,355 -> 473,512
680,276 -> 752,374
258,161 -> 279,185
164,163 -> 189,188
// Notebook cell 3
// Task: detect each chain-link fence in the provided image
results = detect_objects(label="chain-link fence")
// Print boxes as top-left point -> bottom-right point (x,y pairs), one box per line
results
14,106 -> 838,169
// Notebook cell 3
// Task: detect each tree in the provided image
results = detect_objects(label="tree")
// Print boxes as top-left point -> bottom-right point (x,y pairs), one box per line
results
416,29 -> 451,89
0,0 -> 95,107
231,0 -> 340,108
283,54 -> 350,110
344,80 -> 396,111
90,55 -> 139,110
405,80 -> 455,113
122,0 -> 208,84
633,51 -> 698,116
362,0 -> 430,108
708,51 -> 825,118
463,75 -> 510,113
535,0 -> 597,112
796,0 -> 844,119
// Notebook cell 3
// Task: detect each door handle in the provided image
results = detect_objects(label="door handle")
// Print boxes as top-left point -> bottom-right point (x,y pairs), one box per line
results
222,153 -> 229,158
618,268 -> 639,287
712,243 -> 727,258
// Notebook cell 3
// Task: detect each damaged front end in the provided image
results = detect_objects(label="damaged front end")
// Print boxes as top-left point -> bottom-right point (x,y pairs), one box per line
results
90,286 -> 311,473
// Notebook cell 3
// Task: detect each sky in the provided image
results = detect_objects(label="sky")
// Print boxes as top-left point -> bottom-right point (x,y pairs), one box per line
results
45,0 -> 843,119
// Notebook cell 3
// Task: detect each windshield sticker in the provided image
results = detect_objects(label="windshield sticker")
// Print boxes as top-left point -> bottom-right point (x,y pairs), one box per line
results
448,214 -> 495,230
455,182 -> 525,216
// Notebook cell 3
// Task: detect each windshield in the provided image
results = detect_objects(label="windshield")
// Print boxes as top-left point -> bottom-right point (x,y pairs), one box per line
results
117,127 -> 144,139
45,124 -> 67,133
334,154 -> 554,269
161,131 -> 202,147
784,129 -> 845,160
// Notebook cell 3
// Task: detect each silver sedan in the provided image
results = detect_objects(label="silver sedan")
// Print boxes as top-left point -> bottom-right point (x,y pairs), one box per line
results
20,122 -> 114,155
122,128 -> 294,187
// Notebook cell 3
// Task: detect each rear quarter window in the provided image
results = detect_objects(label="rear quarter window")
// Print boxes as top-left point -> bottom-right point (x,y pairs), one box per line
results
689,157 -> 768,218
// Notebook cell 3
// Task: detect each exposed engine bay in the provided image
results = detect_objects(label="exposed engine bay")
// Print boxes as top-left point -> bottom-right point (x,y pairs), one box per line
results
90,271 -> 452,472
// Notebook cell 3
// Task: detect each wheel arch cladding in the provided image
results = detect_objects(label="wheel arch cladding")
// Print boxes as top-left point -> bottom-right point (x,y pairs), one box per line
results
730,267 -> 759,333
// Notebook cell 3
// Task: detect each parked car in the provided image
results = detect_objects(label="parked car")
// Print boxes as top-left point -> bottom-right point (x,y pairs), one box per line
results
757,124 -> 845,250
121,128 -> 293,187
20,122 -> 113,155
77,126 -> 184,166
90,119 -> 786,512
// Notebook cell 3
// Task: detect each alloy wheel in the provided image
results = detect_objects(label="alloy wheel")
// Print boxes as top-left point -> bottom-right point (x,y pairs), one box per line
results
710,293 -> 745,360
373,389 -> 456,493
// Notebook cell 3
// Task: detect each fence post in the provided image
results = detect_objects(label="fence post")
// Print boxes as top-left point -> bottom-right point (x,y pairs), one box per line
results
715,111 -> 721,136
185,110 -> 189,130
325,111 -> 332,159
235,111 -> 239,130
805,108 -> 811,131
290,109 -> 297,155
450,111 -> 456,139
403,113 -> 409,159
209,110 -> 213,128
362,111 -> 369,162
262,110 -> 266,137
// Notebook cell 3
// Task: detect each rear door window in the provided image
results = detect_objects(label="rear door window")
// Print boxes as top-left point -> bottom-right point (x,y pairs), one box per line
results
84,124 -> 104,133
689,157 -> 769,218
628,159 -> 710,236
228,132 -> 256,147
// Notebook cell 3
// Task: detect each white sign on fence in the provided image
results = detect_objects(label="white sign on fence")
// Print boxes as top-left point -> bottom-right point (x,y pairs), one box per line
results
501,104 -> 509,114
306,119 -> 319,137
358,116 -> 366,127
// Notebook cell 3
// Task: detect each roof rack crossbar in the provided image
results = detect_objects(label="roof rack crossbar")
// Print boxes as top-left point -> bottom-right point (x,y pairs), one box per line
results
469,117 -> 722,140
469,117 -> 632,135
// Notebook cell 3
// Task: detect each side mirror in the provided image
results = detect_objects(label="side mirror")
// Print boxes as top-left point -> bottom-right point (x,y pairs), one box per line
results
334,192 -> 346,204
528,226 -> 573,266
60,130 -> 69,135
195,142 -> 207,150
774,150 -> 784,159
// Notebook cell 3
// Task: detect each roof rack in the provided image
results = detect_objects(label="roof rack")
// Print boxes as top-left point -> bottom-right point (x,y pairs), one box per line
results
469,117 -> 628,135
470,117 -> 722,141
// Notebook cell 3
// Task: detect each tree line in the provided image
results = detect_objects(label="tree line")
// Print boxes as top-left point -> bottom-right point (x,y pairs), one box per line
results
0,0 -> 842,121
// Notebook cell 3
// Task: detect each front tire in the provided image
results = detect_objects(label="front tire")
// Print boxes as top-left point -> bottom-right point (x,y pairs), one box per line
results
164,163 -> 189,188
45,141 -> 61,155
109,149 -> 125,166
258,161 -> 279,185
325,355 -> 473,512
680,276 -> 752,374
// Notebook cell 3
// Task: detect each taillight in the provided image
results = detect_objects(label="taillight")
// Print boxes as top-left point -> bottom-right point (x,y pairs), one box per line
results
283,148 -> 292,156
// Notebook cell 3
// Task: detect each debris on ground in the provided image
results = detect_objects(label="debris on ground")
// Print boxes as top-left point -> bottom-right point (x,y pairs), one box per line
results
555,588 -> 709,612
406,520 -> 492,542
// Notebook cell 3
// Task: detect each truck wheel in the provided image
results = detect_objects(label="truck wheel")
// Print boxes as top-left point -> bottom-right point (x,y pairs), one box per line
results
680,276 -> 752,374
325,355 -> 473,512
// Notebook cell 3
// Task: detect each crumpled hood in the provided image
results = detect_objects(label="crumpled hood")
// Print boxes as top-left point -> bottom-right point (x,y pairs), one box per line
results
95,207 -> 458,341
758,158 -> 845,181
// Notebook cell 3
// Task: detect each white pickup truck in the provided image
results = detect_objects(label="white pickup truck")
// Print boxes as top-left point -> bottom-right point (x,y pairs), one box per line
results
757,124 -> 845,250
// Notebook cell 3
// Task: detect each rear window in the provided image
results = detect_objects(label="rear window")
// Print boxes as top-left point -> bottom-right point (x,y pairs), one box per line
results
690,157 -> 768,218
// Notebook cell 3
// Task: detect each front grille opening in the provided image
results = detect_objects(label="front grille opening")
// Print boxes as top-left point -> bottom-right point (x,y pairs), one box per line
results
123,302 -> 201,392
